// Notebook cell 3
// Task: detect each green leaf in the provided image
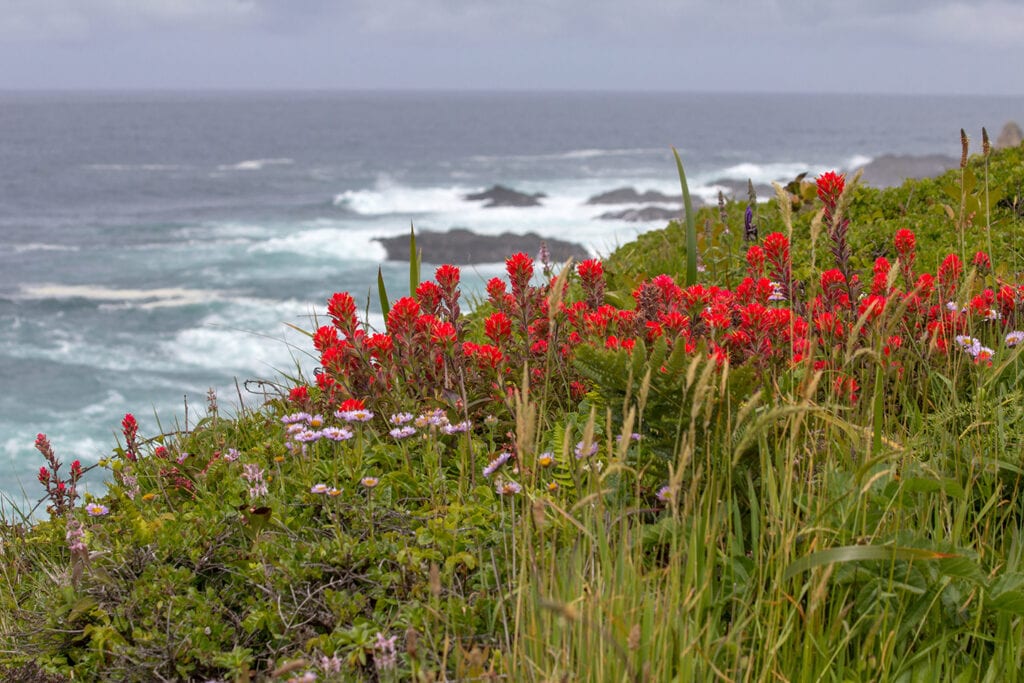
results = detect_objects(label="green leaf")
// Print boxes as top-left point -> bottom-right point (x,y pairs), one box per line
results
409,222 -> 420,297
672,147 -> 697,287
377,266 -> 390,320
783,545 -> 960,582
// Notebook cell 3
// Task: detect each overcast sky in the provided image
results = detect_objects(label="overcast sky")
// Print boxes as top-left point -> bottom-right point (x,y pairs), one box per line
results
2,0 -> 1022,94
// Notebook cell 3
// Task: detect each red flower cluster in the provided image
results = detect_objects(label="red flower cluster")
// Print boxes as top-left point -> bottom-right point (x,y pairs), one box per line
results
121,413 -> 139,461
816,171 -> 846,211
305,230 -> 1024,428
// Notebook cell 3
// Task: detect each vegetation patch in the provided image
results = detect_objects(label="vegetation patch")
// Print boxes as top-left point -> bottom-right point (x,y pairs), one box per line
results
4,137 -> 1024,681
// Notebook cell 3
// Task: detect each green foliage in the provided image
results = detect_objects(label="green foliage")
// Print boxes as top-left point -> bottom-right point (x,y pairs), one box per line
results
605,144 -> 1024,291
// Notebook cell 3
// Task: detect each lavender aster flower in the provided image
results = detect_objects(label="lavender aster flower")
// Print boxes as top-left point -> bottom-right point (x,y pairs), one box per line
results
85,502 -> 109,517
495,479 -> 522,496
389,426 -> 417,439
656,486 -> 672,503
321,426 -> 354,442
282,412 -> 312,425
1006,331 -> 1024,347
335,409 -> 375,423
310,483 -> 329,494
389,412 -> 414,425
574,440 -> 599,459
442,420 -> 471,434
294,429 -> 322,444
483,452 -> 512,478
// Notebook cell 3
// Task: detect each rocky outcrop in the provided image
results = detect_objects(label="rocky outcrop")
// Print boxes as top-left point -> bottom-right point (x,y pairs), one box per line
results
463,185 -> 546,208
996,121 -> 1023,149
585,187 -> 681,205
596,206 -> 683,223
374,228 -> 589,265
853,154 -> 958,189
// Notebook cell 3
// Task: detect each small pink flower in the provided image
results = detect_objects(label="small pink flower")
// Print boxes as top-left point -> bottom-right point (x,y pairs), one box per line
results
85,502 -> 109,517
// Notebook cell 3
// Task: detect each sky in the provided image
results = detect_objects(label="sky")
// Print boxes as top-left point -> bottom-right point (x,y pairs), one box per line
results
1,0 -> 1023,94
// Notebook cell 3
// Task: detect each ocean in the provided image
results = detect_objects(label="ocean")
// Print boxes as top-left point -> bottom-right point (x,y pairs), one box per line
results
2,90 -> 1022,508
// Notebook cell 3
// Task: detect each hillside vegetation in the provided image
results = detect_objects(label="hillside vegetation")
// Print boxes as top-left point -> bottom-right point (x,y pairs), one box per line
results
3,139 -> 1024,682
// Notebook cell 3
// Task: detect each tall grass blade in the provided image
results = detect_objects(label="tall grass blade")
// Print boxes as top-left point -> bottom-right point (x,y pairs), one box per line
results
410,222 -> 421,296
784,545 -> 960,581
377,266 -> 390,319
672,147 -> 698,286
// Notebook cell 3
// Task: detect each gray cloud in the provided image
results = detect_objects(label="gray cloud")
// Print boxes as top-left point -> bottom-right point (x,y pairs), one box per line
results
0,0 -> 258,39
0,0 -> 1020,93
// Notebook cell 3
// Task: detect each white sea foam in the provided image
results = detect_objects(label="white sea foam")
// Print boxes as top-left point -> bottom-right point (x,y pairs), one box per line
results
162,305 -> 322,376
469,147 -> 663,163
175,222 -> 272,241
334,177 -> 472,215
85,164 -> 184,171
248,225 -> 389,263
707,161 -> 822,185
11,243 -> 80,254
218,158 -> 294,171
18,284 -> 222,309
845,154 -> 874,170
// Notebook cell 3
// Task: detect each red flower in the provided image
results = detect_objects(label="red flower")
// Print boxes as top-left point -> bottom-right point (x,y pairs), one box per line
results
338,398 -> 365,411
288,386 -> 309,403
415,281 -> 442,314
484,312 -> 512,345
893,229 -> 916,256
313,325 -> 339,353
577,258 -> 603,283
973,251 -> 991,274
430,320 -> 457,346
762,233 -> 791,285
327,292 -> 358,335
486,277 -> 507,300
816,171 -> 846,209
745,245 -> 766,278
316,374 -> 338,396
386,297 -> 421,336
70,460 -> 82,480
366,333 -> 394,358
38,466 -> 49,484
937,254 -> 963,292
570,381 -> 588,401
463,342 -> 504,369
121,413 -> 137,439
577,258 -> 605,308
121,413 -> 138,461
435,264 -> 460,289
505,252 -> 534,295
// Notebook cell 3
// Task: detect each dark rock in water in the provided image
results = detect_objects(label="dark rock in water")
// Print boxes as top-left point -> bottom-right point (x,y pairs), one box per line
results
374,228 -> 589,265
597,206 -> 683,223
585,187 -> 681,205
996,121 -> 1023,149
709,178 -> 774,200
854,154 -> 958,188
463,185 -> 546,208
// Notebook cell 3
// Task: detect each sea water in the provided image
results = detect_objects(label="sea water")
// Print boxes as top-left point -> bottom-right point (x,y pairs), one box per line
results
2,90 -> 1022,507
